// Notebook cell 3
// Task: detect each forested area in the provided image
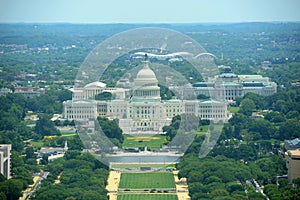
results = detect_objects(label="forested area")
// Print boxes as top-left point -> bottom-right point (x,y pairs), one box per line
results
32,152 -> 109,200
0,89 -> 78,199
175,86 -> 300,199
97,117 -> 124,147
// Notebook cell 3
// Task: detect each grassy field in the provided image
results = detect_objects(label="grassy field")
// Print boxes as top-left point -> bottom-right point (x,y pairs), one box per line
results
61,131 -> 76,135
122,134 -> 166,149
117,194 -> 178,200
119,172 -> 176,189
30,140 -> 44,150
198,125 -> 209,134
229,106 -> 240,113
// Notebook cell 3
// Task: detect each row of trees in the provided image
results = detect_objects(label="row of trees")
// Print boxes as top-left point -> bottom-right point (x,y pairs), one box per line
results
97,117 -> 124,146
233,87 -> 300,141
264,179 -> 300,199
0,93 -> 35,199
177,154 -> 266,199
0,89 -> 73,200
174,85 -> 300,199
32,151 -> 109,200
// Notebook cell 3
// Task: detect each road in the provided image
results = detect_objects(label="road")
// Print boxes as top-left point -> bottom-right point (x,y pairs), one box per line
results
19,171 -> 49,200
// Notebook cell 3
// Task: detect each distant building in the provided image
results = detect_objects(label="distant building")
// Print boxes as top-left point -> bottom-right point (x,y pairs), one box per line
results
285,138 -> 300,150
0,88 -> 12,96
14,87 -> 44,98
261,61 -> 273,70
0,144 -> 11,179
285,149 -> 300,182
37,144 -> 68,158
251,112 -> 264,119
63,59 -> 228,134
180,68 -> 277,101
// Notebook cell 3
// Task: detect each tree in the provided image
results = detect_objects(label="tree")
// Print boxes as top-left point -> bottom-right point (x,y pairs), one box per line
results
64,150 -> 81,160
243,92 -> 266,109
35,115 -> 60,138
25,158 -> 37,165
279,119 -> 300,139
226,182 -> 244,193
249,118 -> 276,140
286,110 -> 300,120
265,111 -> 285,123
56,89 -> 72,102
11,166 -> 34,187
239,98 -> 256,116
197,94 -> 210,100
79,191 -> 107,200
25,147 -> 35,159
95,92 -> 112,100
2,179 -> 23,200
163,115 -> 182,140
278,179 -> 289,188
272,100 -> 289,114
97,117 -> 123,144
0,192 -> 6,200
160,85 -> 174,100
40,154 -> 48,165
34,151 -> 108,200
292,178 -> 300,187
210,189 -> 229,198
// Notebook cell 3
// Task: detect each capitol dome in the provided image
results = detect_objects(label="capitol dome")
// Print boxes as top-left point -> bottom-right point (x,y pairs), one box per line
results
134,60 -> 158,86
136,66 -> 157,80
132,59 -> 161,101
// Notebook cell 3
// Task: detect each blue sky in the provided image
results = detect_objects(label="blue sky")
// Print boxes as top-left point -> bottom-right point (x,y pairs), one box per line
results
0,0 -> 299,23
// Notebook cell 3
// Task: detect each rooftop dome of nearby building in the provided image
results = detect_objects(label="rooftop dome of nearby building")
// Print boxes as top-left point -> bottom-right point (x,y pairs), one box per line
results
134,60 -> 158,86
136,63 -> 157,80
84,81 -> 106,88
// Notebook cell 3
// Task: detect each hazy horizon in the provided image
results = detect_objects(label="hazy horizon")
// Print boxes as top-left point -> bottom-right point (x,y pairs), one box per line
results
0,0 -> 299,24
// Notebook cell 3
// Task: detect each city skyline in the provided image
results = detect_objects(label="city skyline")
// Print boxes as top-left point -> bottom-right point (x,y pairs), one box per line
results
0,0 -> 300,23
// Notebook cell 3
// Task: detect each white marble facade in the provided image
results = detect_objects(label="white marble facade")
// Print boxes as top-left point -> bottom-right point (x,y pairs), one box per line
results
63,60 -> 228,134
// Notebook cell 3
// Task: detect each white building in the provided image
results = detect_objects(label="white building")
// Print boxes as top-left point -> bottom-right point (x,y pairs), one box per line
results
0,144 -> 11,179
189,69 -> 277,101
63,60 -> 228,134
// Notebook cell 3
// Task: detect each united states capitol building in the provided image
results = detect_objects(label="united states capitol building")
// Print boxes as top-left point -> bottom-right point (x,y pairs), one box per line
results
63,60 -> 229,134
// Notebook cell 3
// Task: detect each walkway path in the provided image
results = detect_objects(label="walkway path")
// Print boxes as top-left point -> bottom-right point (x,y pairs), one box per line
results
173,171 -> 190,200
106,171 -> 121,200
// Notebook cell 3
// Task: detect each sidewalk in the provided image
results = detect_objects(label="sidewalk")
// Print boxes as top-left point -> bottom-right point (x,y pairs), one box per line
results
173,171 -> 190,200
106,171 -> 121,200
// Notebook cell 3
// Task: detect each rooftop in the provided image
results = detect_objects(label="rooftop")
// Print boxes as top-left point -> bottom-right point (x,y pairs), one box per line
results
219,73 -> 238,78
287,149 -> 300,158
84,81 -> 106,88
286,138 -> 300,146
291,138 -> 300,145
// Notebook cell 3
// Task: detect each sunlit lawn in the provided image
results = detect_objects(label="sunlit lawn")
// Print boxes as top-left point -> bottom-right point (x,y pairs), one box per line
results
117,194 -> 178,200
122,134 -> 166,149
198,125 -> 209,134
30,140 -> 44,150
119,172 -> 175,189
229,106 -> 240,113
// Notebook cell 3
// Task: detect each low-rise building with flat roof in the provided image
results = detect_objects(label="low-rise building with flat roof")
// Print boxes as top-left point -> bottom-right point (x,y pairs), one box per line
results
285,138 -> 300,150
285,149 -> 300,182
